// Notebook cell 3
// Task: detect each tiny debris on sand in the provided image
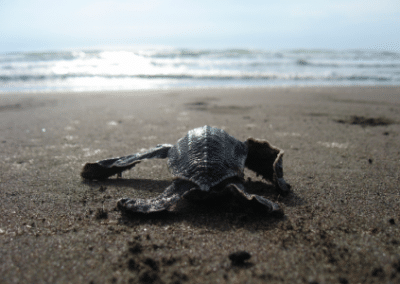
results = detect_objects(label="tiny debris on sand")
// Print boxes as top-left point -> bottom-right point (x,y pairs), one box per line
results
229,251 -> 251,266
335,115 -> 394,127
94,208 -> 108,220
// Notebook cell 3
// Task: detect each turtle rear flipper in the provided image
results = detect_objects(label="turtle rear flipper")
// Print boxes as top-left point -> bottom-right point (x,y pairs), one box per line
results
226,182 -> 281,213
81,144 -> 172,180
117,180 -> 196,213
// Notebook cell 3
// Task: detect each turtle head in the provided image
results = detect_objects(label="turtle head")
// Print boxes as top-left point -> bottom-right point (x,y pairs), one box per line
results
245,138 -> 290,195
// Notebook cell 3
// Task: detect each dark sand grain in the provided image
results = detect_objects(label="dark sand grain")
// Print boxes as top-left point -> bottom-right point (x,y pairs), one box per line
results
0,86 -> 399,283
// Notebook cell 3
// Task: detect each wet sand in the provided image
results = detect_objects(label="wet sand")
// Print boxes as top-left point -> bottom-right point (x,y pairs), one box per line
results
1,86 -> 400,283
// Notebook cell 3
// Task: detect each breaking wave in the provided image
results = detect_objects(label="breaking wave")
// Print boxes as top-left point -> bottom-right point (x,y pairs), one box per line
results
1,48 -> 399,92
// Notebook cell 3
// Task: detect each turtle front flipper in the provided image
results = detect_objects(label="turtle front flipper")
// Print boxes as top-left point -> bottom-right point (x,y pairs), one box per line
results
227,182 -> 281,213
244,138 -> 291,196
117,180 -> 196,213
81,144 -> 173,180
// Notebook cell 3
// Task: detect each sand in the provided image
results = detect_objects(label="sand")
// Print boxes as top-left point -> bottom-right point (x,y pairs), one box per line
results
0,86 -> 399,283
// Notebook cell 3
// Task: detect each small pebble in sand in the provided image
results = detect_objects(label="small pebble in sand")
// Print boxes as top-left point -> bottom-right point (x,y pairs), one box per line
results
95,208 -> 108,220
229,251 -> 251,265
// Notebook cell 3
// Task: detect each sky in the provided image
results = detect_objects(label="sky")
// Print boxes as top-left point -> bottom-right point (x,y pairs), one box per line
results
0,0 -> 399,53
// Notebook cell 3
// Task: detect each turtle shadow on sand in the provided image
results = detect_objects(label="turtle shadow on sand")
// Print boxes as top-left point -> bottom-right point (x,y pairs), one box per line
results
82,178 -> 171,193
82,177 -> 302,207
117,197 -> 288,232
83,177 -> 302,215
94,178 -> 302,231
83,181 -> 302,232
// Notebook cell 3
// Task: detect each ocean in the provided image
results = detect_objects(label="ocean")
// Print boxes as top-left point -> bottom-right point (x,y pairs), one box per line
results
1,48 -> 399,93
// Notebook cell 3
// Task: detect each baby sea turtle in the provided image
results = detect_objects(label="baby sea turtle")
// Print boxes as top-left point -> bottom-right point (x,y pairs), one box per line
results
81,125 -> 290,213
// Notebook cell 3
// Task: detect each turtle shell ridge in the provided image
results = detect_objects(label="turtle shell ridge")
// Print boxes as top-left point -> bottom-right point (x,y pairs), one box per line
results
167,126 -> 248,191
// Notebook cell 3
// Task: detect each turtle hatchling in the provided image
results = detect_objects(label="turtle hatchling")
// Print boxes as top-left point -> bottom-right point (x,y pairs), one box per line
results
81,125 -> 291,213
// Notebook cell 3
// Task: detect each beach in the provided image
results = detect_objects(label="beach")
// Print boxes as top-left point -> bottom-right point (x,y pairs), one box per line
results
1,86 -> 400,283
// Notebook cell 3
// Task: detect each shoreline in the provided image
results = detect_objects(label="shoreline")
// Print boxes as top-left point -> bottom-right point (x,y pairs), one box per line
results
2,83 -> 400,96
1,85 -> 399,283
